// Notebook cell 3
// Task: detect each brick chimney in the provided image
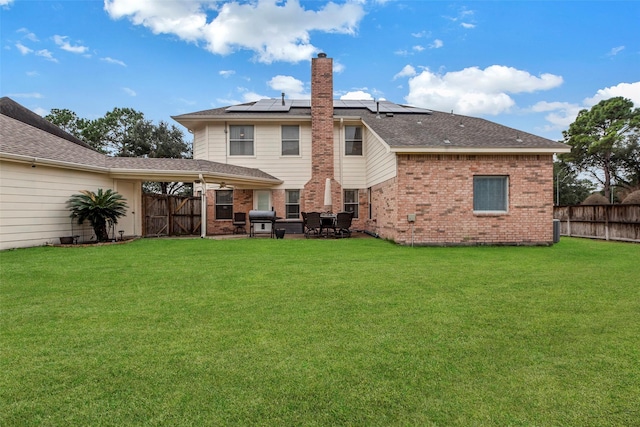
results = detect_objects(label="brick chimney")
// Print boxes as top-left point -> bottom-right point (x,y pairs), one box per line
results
303,52 -> 338,212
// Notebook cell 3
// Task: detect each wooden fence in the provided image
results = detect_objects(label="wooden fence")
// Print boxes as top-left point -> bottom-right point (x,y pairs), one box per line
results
553,204 -> 640,243
142,194 -> 202,237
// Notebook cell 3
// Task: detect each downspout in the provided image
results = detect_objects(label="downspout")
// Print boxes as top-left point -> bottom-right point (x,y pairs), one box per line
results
199,173 -> 207,238
339,117 -> 344,189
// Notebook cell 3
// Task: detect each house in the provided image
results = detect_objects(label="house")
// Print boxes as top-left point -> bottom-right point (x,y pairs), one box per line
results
0,97 -> 281,250
1,53 -> 569,250
172,53 -> 570,245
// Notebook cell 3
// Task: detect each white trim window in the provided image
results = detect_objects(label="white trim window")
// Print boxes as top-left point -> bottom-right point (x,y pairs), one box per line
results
345,126 -> 363,156
473,176 -> 508,213
215,189 -> 234,220
343,189 -> 359,218
229,125 -> 254,156
281,125 -> 300,156
285,190 -> 300,219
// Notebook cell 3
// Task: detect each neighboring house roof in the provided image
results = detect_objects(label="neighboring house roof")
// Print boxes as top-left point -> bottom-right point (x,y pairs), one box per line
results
173,99 -> 570,154
0,99 -> 282,187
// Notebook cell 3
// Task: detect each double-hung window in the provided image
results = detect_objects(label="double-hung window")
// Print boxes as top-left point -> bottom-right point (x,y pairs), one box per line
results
345,126 -> 363,156
229,125 -> 254,156
215,189 -> 233,220
281,125 -> 300,156
343,189 -> 359,218
285,190 -> 300,219
473,176 -> 508,213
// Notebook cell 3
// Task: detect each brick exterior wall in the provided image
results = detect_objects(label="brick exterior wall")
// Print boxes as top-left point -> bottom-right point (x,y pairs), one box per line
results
205,188 -> 252,235
368,154 -> 554,245
303,53 -> 340,213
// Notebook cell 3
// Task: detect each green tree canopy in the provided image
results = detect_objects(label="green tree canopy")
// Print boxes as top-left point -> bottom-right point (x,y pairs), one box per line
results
554,160 -> 597,205
561,97 -> 640,200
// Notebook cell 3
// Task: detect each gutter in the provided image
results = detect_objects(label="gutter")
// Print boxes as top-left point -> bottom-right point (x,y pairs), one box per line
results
389,146 -> 571,155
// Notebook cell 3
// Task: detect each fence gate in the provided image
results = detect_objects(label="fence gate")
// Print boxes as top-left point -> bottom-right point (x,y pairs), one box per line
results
143,194 -> 202,237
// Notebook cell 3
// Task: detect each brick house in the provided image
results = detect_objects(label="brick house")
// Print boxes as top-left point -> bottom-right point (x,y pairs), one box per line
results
173,53 -> 570,245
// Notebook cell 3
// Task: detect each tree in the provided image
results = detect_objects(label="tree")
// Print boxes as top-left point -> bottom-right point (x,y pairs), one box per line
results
44,108 -> 88,139
561,97 -> 640,201
554,161 -> 597,205
67,189 -> 128,242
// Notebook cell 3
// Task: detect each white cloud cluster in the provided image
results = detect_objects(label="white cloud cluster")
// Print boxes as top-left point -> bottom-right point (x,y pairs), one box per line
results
53,35 -> 88,54
402,65 -> 563,115
103,0 -> 365,63
268,75 -> 307,99
340,91 -> 374,100
532,81 -> 640,131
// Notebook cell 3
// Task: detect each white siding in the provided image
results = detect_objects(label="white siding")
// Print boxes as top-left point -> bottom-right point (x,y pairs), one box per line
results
0,161 -> 141,250
364,130 -> 397,187
199,122 -> 312,189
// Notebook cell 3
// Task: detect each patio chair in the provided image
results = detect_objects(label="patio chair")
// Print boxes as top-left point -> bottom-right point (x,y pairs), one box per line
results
304,212 -> 322,238
334,211 -> 354,238
232,212 -> 247,234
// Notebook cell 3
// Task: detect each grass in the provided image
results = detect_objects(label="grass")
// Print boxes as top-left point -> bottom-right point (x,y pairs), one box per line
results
1,237 -> 639,426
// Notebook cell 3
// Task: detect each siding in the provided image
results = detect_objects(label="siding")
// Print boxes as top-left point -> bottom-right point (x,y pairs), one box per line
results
365,130 -> 396,187
0,161 -> 140,249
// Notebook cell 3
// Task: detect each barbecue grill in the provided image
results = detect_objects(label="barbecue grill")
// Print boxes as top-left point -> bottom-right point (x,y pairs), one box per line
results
249,210 -> 277,237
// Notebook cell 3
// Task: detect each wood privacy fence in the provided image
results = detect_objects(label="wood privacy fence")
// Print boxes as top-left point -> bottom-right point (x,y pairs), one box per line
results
142,194 -> 202,237
553,204 -> 640,243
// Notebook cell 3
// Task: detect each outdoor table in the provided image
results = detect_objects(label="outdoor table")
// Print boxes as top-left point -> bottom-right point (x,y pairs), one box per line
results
319,213 -> 336,237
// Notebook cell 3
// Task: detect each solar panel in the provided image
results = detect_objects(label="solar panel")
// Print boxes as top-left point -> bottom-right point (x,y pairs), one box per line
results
226,99 -> 431,114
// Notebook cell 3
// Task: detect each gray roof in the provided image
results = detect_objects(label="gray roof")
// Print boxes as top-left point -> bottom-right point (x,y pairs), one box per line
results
0,100 -> 281,184
174,99 -> 569,152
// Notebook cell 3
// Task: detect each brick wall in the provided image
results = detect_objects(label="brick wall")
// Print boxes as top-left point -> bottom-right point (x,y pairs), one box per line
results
378,154 -> 554,245
303,53 -> 337,213
204,188 -> 253,235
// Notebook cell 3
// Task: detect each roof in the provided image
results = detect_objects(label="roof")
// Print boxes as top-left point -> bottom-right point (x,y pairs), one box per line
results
0,99 -> 281,186
173,99 -> 570,154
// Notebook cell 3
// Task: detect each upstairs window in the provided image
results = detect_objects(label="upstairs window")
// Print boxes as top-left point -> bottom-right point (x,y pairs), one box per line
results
215,189 -> 234,220
343,189 -> 359,218
281,125 -> 300,156
285,190 -> 300,219
473,176 -> 508,213
345,126 -> 363,156
229,125 -> 254,156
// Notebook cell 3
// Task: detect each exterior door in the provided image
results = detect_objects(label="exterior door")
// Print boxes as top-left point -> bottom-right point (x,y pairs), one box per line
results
254,190 -> 272,233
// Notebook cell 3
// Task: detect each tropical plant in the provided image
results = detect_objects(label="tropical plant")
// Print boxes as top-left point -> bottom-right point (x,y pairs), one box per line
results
66,189 -> 128,242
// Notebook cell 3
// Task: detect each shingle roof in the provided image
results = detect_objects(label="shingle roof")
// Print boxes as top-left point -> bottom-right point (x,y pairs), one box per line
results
0,102 -> 281,184
174,100 -> 569,152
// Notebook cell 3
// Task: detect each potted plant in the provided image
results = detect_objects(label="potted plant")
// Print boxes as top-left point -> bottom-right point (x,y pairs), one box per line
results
66,189 -> 128,242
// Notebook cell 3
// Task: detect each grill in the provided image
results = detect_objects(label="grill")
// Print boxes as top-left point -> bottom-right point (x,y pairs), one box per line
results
249,210 -> 277,237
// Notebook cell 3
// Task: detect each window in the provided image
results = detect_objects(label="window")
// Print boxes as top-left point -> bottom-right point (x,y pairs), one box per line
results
473,176 -> 508,212
344,189 -> 359,218
285,190 -> 300,219
215,189 -> 233,220
345,126 -> 363,156
229,125 -> 254,156
281,125 -> 300,156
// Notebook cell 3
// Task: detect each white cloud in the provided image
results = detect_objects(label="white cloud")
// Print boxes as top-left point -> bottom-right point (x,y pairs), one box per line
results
6,92 -> 43,99
340,91 -> 374,100
219,70 -> 235,78
26,71 -> 39,77
393,64 -> 417,80
404,65 -> 563,115
268,75 -> 306,98
104,0 -> 365,64
584,81 -> 640,106
15,42 -> 32,55
53,35 -> 89,54
461,22 -> 476,29
101,57 -> 127,66
607,46 -> 625,56
35,49 -> 57,62
429,39 -> 443,49
0,0 -> 14,7
17,28 -> 38,42
333,61 -> 345,74
123,87 -> 137,96
529,82 -> 640,132
413,45 -> 425,52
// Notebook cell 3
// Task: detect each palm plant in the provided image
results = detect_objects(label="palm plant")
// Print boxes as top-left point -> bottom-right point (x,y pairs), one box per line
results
67,189 -> 128,242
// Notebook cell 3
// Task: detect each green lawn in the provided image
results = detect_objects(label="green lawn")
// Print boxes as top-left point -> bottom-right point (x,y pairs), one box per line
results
1,237 -> 638,426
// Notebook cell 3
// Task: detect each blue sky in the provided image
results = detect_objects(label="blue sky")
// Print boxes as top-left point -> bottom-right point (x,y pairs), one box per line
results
2,0 -> 639,141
